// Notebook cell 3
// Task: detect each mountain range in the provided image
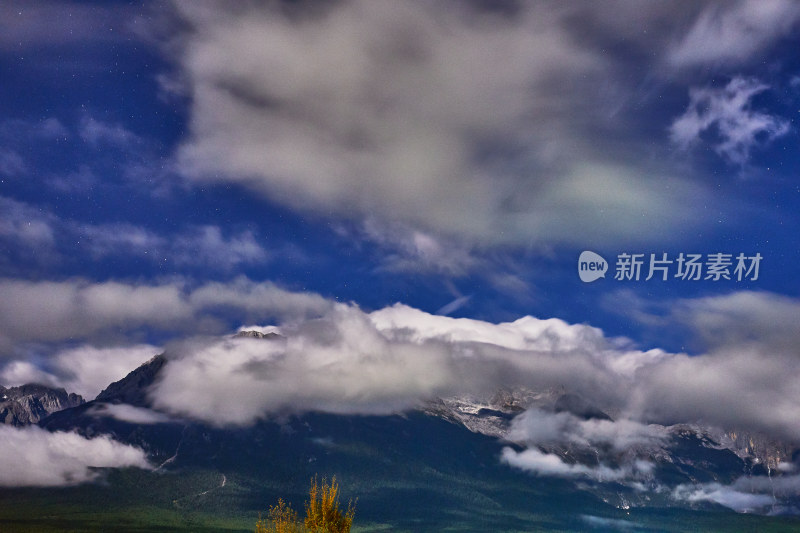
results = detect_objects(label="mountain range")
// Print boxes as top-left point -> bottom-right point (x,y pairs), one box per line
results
1,332 -> 799,532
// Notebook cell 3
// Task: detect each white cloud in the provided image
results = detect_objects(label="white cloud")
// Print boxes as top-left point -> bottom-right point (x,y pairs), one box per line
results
185,277 -> 332,320
507,408 -> 668,452
79,222 -> 165,257
671,290 -> 800,349
151,306 -> 468,423
52,345 -> 161,400
148,303 -> 636,425
1,343 -> 158,401
0,425 -> 151,487
500,446 -> 652,483
169,0 -> 711,247
0,197 -> 60,276
670,77 -> 790,166
604,290 -> 800,441
581,515 -> 642,530
668,0 -> 800,68
47,165 -> 99,193
499,407 -> 665,484
0,360 -> 59,389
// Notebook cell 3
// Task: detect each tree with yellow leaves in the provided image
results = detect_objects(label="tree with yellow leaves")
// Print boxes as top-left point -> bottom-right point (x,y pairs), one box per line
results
255,476 -> 355,533
255,498 -> 301,533
304,476 -> 355,533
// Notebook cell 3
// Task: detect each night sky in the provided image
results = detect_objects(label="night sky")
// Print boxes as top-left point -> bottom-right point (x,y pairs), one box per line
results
2,0 -> 800,499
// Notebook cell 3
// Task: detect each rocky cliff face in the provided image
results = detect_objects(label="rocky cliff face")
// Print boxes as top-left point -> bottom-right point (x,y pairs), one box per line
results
0,384 -> 85,426
95,354 -> 166,406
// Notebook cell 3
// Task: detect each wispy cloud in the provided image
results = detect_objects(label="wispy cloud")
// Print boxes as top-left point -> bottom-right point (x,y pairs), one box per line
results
673,480 -> 775,513
0,117 -> 69,141
667,0 -> 800,68
0,196 -> 270,272
358,219 -> 479,276
0,149 -> 26,176
80,222 -> 269,270
89,403 -> 176,425
670,77 -> 790,166
506,408 -> 669,453
0,196 -> 56,248
436,295 -> 472,316
79,117 -> 143,148
671,472 -> 800,513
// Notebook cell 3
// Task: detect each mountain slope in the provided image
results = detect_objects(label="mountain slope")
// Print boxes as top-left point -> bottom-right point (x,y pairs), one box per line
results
96,353 -> 166,405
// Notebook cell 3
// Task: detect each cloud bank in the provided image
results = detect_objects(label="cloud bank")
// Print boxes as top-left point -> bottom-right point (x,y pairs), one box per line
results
0,277 -> 331,352
2,273 -> 798,447
143,294 -> 800,449
0,426 -> 151,487
150,303 -> 631,424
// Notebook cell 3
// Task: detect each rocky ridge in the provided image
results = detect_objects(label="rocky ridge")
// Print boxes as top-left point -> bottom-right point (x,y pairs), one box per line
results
0,384 -> 84,426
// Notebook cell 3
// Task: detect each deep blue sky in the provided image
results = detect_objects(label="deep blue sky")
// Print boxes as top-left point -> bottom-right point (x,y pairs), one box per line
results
1,0 -> 799,360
